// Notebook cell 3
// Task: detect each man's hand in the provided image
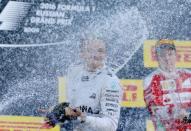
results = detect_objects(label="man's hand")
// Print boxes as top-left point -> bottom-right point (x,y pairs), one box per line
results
43,102 -> 81,127
174,108 -> 189,120
152,106 -> 169,119
73,108 -> 86,123
65,107 -> 81,118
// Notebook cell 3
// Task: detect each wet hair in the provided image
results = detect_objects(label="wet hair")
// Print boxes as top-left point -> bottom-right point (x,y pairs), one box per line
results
155,39 -> 176,56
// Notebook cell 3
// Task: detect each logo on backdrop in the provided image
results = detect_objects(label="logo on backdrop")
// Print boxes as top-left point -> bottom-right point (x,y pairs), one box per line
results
0,1 -> 31,30
0,1 -> 96,32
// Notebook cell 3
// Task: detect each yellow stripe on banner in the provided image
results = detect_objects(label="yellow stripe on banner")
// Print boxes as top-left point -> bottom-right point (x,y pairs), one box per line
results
144,40 -> 191,68
58,77 -> 66,103
144,40 -> 156,68
146,119 -> 155,131
0,116 -> 60,130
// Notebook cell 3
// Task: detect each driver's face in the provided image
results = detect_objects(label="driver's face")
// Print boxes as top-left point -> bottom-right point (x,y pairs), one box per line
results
158,49 -> 176,72
81,40 -> 106,71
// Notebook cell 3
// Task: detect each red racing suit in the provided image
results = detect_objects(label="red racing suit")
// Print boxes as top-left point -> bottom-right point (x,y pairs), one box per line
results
144,68 -> 191,131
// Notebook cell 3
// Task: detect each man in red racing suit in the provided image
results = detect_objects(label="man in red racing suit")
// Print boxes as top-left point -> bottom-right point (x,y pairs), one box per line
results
144,39 -> 191,131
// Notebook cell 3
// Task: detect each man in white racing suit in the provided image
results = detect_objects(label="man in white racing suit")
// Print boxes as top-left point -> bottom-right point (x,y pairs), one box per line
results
65,38 -> 122,131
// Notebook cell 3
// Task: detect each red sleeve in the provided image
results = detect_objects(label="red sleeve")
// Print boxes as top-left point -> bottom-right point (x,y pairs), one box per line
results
144,75 -> 163,115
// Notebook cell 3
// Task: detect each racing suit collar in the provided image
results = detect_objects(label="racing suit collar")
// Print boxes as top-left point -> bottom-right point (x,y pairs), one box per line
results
83,64 -> 106,74
158,68 -> 179,79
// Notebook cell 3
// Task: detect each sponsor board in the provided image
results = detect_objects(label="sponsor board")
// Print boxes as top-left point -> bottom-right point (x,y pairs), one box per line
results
121,79 -> 146,107
144,40 -> 191,68
0,116 -> 60,130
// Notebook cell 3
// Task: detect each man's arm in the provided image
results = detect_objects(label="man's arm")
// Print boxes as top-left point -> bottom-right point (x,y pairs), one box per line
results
143,74 -> 159,116
143,76 -> 153,108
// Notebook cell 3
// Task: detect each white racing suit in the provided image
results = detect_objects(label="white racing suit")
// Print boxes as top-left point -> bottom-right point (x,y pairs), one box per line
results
65,64 -> 122,131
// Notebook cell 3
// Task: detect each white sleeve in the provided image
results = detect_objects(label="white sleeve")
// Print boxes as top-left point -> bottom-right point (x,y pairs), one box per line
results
85,75 -> 122,131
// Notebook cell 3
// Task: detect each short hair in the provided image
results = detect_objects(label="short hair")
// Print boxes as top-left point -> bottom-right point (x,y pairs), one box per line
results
155,39 -> 176,55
